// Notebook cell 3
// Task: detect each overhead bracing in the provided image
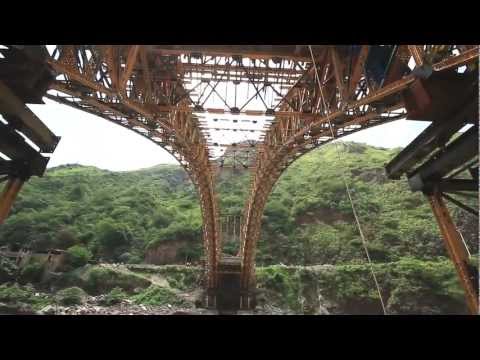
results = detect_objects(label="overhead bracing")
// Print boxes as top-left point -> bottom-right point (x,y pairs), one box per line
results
238,45 -> 479,310
43,45 -> 222,294
0,46 -> 60,224
1,44 -> 478,312
428,190 -> 478,314
385,61 -> 479,314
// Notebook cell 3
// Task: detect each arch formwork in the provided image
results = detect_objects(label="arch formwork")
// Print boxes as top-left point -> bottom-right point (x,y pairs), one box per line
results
45,45 -> 222,293
14,44 -> 477,311
238,45 -> 479,307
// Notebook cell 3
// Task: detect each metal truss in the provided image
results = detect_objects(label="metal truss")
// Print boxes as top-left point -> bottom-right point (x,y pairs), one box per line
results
36,44 -> 478,305
44,45 -> 223,291
1,43 -> 477,312
238,45 -> 479,292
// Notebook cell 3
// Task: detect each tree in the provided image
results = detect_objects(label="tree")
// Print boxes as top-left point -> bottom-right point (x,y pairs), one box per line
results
66,245 -> 92,268
95,219 -> 131,260
55,228 -> 79,249
68,184 -> 87,201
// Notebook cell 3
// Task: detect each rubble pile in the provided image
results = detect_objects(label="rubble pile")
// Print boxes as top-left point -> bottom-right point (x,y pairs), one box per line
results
31,295 -> 295,315
35,295 -> 210,315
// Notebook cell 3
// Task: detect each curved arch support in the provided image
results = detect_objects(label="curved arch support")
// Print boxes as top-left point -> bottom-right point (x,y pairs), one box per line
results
240,105 -> 408,291
240,45 -> 479,294
44,46 -> 222,290
39,44 -> 478,309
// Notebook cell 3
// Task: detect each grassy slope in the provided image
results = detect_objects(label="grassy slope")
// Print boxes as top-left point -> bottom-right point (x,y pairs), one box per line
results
0,142 -> 477,314
1,142 -> 476,264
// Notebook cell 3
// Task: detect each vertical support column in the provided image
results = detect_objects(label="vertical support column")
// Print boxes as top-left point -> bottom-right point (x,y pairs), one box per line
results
0,177 -> 24,225
206,289 -> 216,309
427,189 -> 479,314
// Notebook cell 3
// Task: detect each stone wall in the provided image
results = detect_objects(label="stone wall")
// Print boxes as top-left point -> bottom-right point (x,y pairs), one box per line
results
145,240 -> 189,265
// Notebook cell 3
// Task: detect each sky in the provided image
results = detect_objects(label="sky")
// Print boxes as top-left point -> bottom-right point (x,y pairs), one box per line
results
26,98 -> 432,172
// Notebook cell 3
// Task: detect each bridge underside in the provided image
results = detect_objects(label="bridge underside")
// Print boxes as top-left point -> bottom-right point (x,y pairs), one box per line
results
236,46 -> 479,314
0,45 -> 478,313
385,68 -> 479,313
0,46 -> 59,224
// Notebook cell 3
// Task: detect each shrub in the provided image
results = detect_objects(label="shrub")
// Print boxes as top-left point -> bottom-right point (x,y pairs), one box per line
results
118,252 -> 142,264
55,229 -> 79,249
256,266 -> 303,311
0,256 -> 18,283
176,245 -> 202,263
83,266 -> 150,295
118,252 -> 132,263
0,283 -> 52,311
99,287 -> 127,306
131,285 -> 187,307
68,185 -> 87,201
95,220 -> 130,259
18,262 -> 45,284
0,283 -> 34,303
163,269 -> 198,291
56,286 -> 86,306
66,245 -> 92,268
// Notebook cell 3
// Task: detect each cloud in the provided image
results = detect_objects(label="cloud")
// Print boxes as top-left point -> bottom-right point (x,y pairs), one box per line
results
28,99 -> 177,171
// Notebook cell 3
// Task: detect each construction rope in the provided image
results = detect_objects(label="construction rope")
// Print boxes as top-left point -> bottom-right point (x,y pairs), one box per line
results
308,45 -> 388,315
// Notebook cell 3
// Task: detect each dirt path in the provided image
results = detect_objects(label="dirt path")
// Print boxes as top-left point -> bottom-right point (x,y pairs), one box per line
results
99,263 -> 170,288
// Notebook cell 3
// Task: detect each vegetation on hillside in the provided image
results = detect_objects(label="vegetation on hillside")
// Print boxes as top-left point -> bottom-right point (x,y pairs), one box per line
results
0,141 -> 477,314
257,258 -> 468,314
1,142 -> 476,266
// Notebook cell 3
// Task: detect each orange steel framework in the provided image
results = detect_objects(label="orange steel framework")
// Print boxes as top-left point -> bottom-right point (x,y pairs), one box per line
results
428,189 -> 478,314
2,45 -> 477,311
0,177 -> 24,224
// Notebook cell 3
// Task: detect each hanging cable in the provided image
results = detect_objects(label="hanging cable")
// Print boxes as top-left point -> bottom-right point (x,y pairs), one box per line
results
308,45 -> 388,315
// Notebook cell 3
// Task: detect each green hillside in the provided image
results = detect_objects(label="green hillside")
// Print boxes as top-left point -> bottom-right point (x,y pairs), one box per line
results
0,141 -> 477,314
1,142 -> 477,264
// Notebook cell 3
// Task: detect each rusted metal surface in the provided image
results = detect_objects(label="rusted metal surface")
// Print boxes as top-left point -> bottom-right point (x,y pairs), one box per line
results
0,46 -> 59,226
148,45 -> 322,62
408,45 -> 425,67
0,177 -> 24,224
428,190 -> 479,314
432,46 -> 479,71
45,45 -> 222,289
238,45 -> 479,293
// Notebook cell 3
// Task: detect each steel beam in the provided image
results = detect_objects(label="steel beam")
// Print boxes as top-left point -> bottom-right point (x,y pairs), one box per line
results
408,126 -> 478,191
149,45 -> 318,62
0,122 -> 50,177
427,189 -> 479,314
35,45 -> 480,310
239,46 -> 479,293
432,47 -> 479,72
181,62 -> 305,76
438,179 -> 478,193
0,80 -> 59,153
441,192 -> 478,217
348,45 -> 370,100
408,45 -> 425,67
0,177 -> 24,224
386,100 -> 476,179
120,45 -> 140,90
